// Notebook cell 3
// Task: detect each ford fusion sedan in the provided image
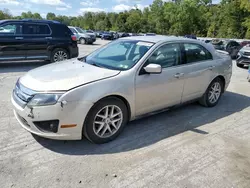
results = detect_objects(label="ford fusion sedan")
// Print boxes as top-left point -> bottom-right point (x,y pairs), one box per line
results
12,36 -> 232,144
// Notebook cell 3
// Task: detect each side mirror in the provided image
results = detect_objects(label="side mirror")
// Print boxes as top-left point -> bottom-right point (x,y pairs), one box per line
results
144,64 -> 162,74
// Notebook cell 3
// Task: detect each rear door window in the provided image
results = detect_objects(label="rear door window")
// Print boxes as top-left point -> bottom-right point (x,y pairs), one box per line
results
0,23 -> 22,35
183,43 -> 213,63
23,24 -> 51,35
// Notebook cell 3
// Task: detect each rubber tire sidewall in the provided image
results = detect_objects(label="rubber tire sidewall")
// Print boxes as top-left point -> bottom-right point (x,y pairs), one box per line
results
199,78 -> 223,107
50,48 -> 69,63
83,97 -> 128,144
80,38 -> 86,44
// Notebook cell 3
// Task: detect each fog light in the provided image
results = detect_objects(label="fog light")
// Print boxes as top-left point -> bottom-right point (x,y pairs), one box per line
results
33,120 -> 59,133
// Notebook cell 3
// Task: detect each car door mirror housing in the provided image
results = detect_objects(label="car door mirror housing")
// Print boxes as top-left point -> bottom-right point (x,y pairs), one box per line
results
144,64 -> 162,74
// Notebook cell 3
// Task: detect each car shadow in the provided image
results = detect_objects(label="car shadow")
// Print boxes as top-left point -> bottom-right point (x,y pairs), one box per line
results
34,91 -> 250,155
0,61 -> 48,73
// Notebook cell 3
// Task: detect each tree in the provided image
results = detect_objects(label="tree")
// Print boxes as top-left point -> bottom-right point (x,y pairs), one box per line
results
46,13 -> 56,20
1,0 -> 250,39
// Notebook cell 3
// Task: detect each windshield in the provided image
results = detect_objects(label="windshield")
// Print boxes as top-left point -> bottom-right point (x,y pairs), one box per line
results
84,40 -> 154,71
75,27 -> 85,33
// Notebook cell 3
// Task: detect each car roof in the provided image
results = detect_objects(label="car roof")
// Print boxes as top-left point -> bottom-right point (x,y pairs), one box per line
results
121,36 -> 200,43
121,35 -> 216,53
0,19 -> 61,24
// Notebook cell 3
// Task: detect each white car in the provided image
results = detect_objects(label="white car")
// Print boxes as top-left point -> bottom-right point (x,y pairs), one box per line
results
12,36 -> 232,144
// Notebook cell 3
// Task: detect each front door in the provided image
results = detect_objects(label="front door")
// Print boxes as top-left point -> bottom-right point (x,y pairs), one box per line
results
135,43 -> 185,116
0,22 -> 25,61
22,23 -> 51,60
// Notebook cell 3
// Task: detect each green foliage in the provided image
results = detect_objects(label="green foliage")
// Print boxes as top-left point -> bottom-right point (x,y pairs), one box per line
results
1,0 -> 250,38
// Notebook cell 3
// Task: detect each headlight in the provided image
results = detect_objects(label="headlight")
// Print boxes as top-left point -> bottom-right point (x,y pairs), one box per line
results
27,93 -> 63,107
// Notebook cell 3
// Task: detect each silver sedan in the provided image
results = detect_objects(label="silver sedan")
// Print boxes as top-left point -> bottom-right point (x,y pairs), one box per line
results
12,36 -> 232,144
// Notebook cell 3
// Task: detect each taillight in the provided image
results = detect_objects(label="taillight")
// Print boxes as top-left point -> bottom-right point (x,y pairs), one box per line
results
71,35 -> 77,41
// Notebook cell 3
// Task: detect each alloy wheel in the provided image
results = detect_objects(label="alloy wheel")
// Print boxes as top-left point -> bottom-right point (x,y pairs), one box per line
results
53,51 -> 68,62
93,105 -> 123,138
208,82 -> 221,104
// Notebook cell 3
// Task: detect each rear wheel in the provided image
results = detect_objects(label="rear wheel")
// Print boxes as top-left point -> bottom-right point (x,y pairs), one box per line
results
199,78 -> 223,107
83,97 -> 128,144
50,48 -> 68,62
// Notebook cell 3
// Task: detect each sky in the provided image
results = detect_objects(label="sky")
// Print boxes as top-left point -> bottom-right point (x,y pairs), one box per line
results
0,0 -> 221,17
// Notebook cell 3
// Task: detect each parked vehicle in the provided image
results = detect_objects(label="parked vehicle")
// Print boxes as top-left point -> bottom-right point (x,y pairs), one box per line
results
118,32 -> 129,38
240,40 -> 250,47
68,26 -> 96,44
0,19 -> 78,62
110,31 -> 119,39
101,31 -> 114,40
145,33 -> 156,36
12,36 -> 232,143
95,30 -> 103,38
236,44 -> 250,68
184,34 -> 197,39
211,39 -> 241,59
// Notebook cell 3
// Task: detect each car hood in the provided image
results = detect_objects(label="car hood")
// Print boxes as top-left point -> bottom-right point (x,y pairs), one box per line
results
240,46 -> 250,52
19,59 -> 120,91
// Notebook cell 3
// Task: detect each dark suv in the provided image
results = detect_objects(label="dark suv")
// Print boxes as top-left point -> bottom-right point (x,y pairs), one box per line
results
0,19 -> 78,62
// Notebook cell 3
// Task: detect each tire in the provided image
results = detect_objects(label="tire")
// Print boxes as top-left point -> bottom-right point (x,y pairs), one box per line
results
199,78 -> 223,107
83,97 -> 128,144
80,38 -> 86,44
50,48 -> 69,63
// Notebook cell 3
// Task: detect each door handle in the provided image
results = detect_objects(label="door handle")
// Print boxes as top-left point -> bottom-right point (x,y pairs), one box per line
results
174,73 -> 184,78
208,66 -> 215,70
15,37 -> 23,40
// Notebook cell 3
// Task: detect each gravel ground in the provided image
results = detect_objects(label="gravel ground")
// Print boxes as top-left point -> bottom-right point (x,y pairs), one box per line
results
0,39 -> 250,188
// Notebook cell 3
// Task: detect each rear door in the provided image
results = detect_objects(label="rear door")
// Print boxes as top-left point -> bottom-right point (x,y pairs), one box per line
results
180,43 -> 215,103
0,22 -> 25,61
22,23 -> 51,60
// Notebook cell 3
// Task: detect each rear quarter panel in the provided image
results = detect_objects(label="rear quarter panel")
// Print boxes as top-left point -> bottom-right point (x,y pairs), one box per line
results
213,52 -> 232,91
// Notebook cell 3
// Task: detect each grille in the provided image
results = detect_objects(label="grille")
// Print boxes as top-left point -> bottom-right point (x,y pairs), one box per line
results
243,51 -> 250,56
13,80 -> 35,108
13,91 -> 26,108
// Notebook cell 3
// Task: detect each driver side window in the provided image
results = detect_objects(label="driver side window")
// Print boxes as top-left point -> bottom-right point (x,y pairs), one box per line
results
147,43 -> 181,68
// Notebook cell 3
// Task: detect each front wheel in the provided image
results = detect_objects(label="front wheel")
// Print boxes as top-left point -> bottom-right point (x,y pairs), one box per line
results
199,78 -> 223,107
83,97 -> 128,144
